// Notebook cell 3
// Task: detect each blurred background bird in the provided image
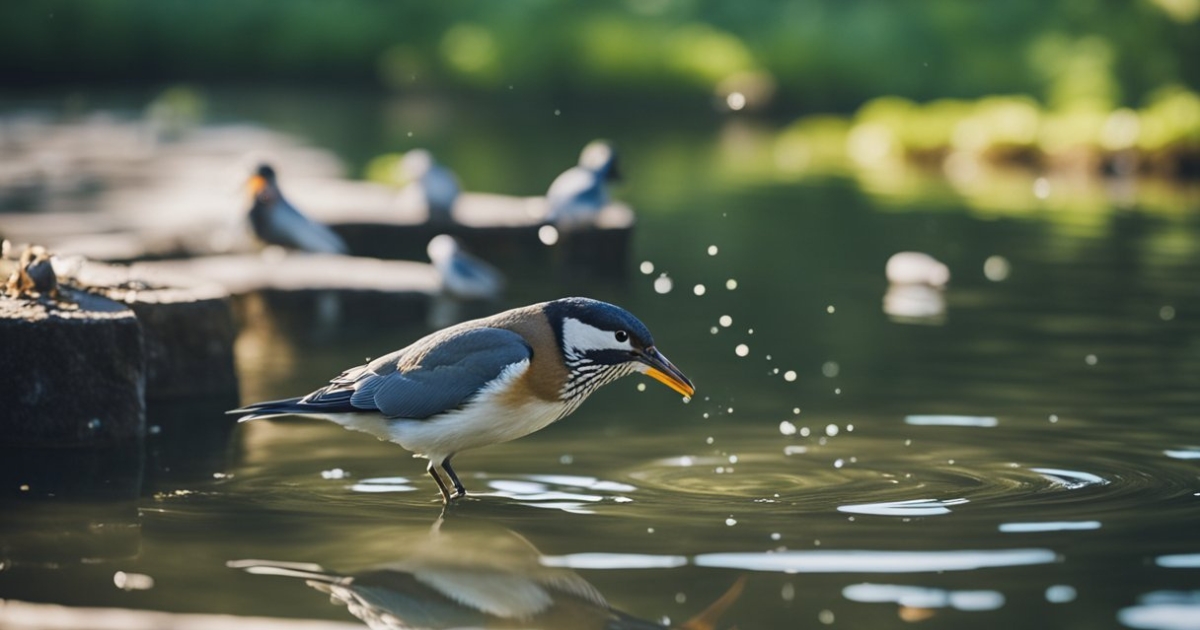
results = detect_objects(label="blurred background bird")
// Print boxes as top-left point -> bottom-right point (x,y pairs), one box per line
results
399,149 -> 461,226
545,140 -> 620,232
247,163 -> 349,255
426,234 -> 505,300
228,297 -> 694,503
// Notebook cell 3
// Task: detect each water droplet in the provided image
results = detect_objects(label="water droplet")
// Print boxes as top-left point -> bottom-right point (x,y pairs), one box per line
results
834,458 -> 844,468
707,245 -> 719,256
1160,305 -> 1176,321
639,261 -> 655,275
693,284 -> 706,296
637,382 -> 646,392
793,407 -> 801,415
728,455 -> 738,464
554,109 -> 561,116
822,362 -> 840,377
846,424 -> 854,432
87,418 -> 102,432
781,583 -> 796,601
905,439 -> 912,446
654,275 -> 673,294
784,370 -> 797,382
559,454 -> 574,465
826,305 -> 836,314
1049,414 -> 1059,423
771,532 -> 782,541
538,225 -> 559,245
735,344 -> 749,357
725,517 -> 737,526
706,436 -> 714,445
835,387 -> 842,395
710,326 -> 719,334
984,255 -> 1011,281
726,407 -> 734,414
800,427 -> 811,437
719,315 -> 733,327
748,328 -> 754,334
778,420 -> 796,436
726,279 -> 738,290
675,592 -> 686,604
19,484 -> 30,492
648,527 -> 655,534
818,609 -> 835,625
1085,354 -> 1098,366
113,571 -> 155,591
321,468 -> 349,480
825,424 -> 839,437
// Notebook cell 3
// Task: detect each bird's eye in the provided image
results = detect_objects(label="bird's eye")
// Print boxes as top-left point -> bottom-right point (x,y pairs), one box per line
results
614,330 -> 629,343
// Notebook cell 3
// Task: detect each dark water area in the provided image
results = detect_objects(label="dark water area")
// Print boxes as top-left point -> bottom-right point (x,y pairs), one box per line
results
2,89 -> 1200,629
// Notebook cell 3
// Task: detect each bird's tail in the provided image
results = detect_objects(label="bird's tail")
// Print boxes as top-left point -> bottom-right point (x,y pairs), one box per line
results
225,396 -> 307,422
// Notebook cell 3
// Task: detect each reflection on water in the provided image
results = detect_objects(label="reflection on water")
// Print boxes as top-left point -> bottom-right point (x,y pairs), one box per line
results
231,519 -> 743,630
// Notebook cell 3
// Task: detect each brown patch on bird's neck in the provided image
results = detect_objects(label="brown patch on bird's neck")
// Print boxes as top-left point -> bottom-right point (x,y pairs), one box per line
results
487,304 -> 567,402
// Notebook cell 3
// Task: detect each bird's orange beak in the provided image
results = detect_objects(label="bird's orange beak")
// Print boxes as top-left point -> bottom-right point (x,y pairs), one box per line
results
637,346 -> 695,398
247,174 -> 267,196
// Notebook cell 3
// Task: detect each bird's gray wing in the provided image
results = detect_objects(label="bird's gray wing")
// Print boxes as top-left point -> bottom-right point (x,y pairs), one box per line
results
345,328 -> 532,419
273,200 -> 349,254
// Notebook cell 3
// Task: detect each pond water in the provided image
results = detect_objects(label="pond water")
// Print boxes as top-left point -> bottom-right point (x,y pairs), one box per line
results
2,90 -> 1200,629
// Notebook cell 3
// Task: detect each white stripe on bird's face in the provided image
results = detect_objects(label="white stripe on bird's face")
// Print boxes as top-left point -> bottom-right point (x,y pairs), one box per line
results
560,317 -> 633,361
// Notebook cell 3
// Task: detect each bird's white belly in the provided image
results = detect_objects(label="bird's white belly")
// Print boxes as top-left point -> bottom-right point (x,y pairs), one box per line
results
320,360 -> 571,463
390,395 -> 569,463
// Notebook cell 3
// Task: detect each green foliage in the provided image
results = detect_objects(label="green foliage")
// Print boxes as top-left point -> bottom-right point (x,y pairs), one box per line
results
0,0 -> 1195,111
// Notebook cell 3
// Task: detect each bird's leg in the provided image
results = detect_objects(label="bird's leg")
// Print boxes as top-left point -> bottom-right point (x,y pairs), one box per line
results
426,461 -> 453,504
442,457 -> 467,499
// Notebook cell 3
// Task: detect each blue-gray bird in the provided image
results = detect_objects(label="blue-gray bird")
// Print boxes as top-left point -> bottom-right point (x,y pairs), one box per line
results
247,163 -> 349,254
427,234 -> 505,300
401,149 -> 461,225
228,297 -> 694,503
545,141 -> 621,231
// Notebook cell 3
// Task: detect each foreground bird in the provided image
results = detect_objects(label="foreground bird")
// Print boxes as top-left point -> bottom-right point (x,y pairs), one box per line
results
400,149 -> 461,225
545,140 -> 620,231
427,234 -> 505,300
229,298 -> 694,503
247,163 -> 349,254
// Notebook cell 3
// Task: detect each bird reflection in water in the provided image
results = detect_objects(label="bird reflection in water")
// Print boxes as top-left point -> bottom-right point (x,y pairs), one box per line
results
230,519 -> 743,630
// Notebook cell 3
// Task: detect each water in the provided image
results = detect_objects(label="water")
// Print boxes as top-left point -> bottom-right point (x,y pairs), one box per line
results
2,90 -> 1200,629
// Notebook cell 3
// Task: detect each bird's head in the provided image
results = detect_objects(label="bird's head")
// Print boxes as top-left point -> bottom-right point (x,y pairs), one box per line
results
544,297 -> 694,399
247,163 -> 279,202
579,141 -> 620,182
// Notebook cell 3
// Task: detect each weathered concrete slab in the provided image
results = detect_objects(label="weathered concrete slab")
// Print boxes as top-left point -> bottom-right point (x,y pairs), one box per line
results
76,262 -> 239,401
130,253 -> 440,296
0,290 -> 144,448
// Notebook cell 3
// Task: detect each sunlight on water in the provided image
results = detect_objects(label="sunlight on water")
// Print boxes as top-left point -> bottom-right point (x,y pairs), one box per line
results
838,497 -> 969,516
904,415 -> 998,427
998,520 -> 1102,533
691,549 -> 1058,573
843,583 -> 1005,611
1118,592 -> 1200,630
1031,467 -> 1110,489
1157,554 -> 1200,568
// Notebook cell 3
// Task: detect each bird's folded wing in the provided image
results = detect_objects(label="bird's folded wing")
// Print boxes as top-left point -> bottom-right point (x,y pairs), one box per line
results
323,327 -> 531,420
275,201 -> 348,254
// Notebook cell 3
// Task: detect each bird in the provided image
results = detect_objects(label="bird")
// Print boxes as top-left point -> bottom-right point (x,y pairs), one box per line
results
246,163 -> 349,254
885,251 -> 950,287
400,149 -> 461,225
545,140 -> 620,231
230,520 -> 743,630
426,234 -> 505,300
228,297 -> 694,503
